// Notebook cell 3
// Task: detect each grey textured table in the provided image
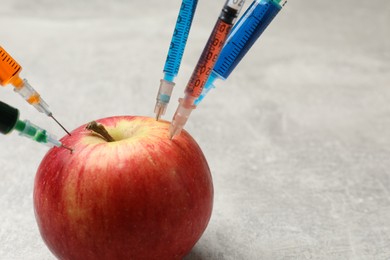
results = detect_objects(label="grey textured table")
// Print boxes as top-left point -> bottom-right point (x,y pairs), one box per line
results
1,0 -> 389,259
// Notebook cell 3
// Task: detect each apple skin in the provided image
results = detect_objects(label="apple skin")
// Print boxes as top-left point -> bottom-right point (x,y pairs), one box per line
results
33,116 -> 213,260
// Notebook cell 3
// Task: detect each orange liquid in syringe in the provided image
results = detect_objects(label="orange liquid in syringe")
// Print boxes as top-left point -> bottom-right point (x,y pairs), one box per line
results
0,46 -> 23,87
185,19 -> 232,98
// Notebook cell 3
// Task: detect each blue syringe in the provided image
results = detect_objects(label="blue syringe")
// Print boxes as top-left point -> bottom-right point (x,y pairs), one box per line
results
194,0 -> 287,105
154,0 -> 198,120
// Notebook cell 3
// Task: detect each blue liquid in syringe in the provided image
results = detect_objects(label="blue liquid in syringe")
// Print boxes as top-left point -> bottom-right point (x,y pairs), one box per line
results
155,0 -> 198,119
195,0 -> 283,105
216,0 -> 281,80
163,0 -> 198,82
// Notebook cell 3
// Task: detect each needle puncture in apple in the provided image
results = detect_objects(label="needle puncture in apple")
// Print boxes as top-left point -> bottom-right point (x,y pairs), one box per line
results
85,121 -> 115,142
61,144 -> 74,154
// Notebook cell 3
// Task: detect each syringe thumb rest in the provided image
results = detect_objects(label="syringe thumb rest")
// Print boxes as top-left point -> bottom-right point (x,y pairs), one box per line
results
0,100 -> 20,135
155,79 -> 176,118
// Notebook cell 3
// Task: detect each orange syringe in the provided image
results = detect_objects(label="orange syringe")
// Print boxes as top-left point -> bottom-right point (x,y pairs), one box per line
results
0,46 -> 70,135
169,0 -> 246,139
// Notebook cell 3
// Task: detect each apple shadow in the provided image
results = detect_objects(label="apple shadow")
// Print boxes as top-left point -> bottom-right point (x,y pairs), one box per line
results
184,248 -> 206,260
184,245 -> 225,260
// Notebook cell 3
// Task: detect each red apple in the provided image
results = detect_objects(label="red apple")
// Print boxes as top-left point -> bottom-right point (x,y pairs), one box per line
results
33,116 -> 213,260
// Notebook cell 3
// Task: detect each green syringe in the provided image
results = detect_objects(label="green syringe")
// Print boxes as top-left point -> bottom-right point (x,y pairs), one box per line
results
0,100 -> 73,152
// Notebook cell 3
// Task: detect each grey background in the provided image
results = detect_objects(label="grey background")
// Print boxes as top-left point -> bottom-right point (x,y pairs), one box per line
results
0,0 -> 389,259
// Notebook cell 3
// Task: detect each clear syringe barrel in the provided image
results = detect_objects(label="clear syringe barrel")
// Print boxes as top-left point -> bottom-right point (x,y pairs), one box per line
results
155,0 -> 198,119
184,0 -> 245,99
163,0 -> 198,82
14,79 -> 51,116
15,120 -> 61,147
194,72 -> 219,105
169,0 -> 246,138
0,46 -> 52,116
0,100 -> 70,150
195,0 -> 284,105
214,0 -> 282,80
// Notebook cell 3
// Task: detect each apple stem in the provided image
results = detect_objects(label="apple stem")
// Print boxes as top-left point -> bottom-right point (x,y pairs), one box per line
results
85,121 -> 115,142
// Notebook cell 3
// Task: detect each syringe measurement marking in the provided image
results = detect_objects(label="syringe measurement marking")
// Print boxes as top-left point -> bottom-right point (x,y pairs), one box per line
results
165,26 -> 188,73
155,0 -> 198,119
0,46 -> 71,135
0,49 -> 21,82
164,0 -> 197,77
214,1 -> 273,78
168,0 -> 247,138
186,19 -> 231,97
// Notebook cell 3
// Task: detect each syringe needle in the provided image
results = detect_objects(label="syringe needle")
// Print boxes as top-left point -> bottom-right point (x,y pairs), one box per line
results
154,0 -> 198,120
61,144 -> 74,153
49,114 -> 71,136
155,105 -> 164,121
0,100 -> 73,152
169,0 -> 246,138
0,46 -> 71,136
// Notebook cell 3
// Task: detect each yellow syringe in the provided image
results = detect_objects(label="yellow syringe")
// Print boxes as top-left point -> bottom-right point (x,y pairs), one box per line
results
0,45 -> 70,135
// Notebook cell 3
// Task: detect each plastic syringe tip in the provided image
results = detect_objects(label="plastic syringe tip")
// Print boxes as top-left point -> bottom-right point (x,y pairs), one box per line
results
193,71 -> 219,105
13,79 -> 71,136
49,114 -> 71,136
154,102 -> 167,121
169,121 -> 184,140
44,131 -> 73,153
169,98 -> 195,139
155,79 -> 175,121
